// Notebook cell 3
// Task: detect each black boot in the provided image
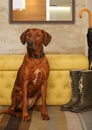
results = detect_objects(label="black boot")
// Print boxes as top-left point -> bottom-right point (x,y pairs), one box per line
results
61,70 -> 81,111
70,70 -> 92,112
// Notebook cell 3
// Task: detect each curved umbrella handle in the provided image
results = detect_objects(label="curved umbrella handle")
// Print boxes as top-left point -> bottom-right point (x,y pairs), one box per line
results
79,8 -> 92,28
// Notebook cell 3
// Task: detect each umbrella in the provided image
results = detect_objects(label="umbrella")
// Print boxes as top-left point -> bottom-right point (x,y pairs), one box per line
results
79,8 -> 92,69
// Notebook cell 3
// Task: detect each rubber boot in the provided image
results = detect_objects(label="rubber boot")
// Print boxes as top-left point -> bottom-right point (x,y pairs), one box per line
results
61,70 -> 81,111
70,70 -> 92,112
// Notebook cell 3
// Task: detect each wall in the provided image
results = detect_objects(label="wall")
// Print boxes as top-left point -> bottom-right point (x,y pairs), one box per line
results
0,0 -> 88,55
86,0 -> 92,12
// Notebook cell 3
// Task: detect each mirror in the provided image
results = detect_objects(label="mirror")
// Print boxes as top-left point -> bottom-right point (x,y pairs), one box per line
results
9,0 -> 75,23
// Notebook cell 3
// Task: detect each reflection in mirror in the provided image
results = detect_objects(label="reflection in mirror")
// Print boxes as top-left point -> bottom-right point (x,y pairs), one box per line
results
13,0 -> 26,11
48,0 -> 72,21
10,0 -> 75,23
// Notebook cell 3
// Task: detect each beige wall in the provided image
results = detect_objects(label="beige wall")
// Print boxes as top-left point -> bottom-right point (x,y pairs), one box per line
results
0,0 -> 88,55
86,0 -> 92,12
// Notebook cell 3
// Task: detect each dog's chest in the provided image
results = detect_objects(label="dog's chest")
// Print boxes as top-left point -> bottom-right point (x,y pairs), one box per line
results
22,57 -> 49,91
31,68 -> 41,85
27,67 -> 44,97
28,63 -> 45,85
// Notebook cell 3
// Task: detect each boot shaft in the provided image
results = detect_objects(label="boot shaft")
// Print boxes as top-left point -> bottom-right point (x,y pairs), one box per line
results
70,70 -> 92,112
60,70 -> 82,110
79,70 -> 92,102
69,70 -> 82,97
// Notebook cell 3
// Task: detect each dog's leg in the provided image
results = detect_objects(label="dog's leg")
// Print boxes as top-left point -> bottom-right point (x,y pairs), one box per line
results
41,80 -> 50,120
0,106 -> 22,118
22,84 -> 41,121
0,108 -> 10,114
29,90 -> 41,111
9,97 -> 27,119
0,94 -> 22,118
0,108 -> 21,118
22,81 -> 31,121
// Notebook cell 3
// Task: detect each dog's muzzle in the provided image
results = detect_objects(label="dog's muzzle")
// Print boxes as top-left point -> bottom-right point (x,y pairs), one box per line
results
27,41 -> 35,50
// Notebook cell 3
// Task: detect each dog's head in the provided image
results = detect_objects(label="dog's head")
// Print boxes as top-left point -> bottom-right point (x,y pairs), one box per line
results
20,28 -> 52,52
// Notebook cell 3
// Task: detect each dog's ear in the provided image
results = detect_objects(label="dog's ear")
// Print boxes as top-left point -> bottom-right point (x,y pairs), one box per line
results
42,30 -> 52,46
20,29 -> 30,44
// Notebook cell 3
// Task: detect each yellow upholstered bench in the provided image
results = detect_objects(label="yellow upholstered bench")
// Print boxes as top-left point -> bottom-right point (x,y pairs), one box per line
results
0,54 -> 88,105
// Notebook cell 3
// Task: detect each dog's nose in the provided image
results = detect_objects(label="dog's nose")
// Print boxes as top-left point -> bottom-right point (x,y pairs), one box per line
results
28,41 -> 33,46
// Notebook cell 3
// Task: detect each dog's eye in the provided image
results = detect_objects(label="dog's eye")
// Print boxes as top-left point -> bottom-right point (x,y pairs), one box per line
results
36,33 -> 41,38
26,33 -> 31,37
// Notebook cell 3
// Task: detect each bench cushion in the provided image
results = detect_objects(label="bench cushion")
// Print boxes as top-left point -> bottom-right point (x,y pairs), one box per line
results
0,54 -> 88,105
0,54 -> 88,71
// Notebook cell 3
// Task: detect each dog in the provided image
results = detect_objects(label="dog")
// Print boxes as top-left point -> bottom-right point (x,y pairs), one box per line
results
0,28 -> 52,121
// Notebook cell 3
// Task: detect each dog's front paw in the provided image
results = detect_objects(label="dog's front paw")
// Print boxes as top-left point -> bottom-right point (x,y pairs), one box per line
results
41,113 -> 50,120
22,115 -> 31,121
41,107 -> 50,120
22,112 -> 31,121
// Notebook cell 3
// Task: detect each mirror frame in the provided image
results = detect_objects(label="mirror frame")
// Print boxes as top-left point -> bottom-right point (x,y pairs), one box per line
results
9,0 -> 75,24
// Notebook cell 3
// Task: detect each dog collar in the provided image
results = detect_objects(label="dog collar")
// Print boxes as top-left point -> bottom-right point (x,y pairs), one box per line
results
30,53 -> 45,59
28,49 -> 45,59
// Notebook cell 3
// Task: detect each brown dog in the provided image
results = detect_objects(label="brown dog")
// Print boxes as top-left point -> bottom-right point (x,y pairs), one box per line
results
0,28 -> 52,121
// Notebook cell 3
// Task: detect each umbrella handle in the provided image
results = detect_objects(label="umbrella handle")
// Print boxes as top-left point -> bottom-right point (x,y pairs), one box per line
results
79,8 -> 92,28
